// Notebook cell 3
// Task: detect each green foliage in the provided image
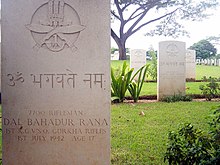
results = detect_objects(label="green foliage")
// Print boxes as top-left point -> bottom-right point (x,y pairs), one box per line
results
216,54 -> 220,59
199,77 -> 220,101
147,49 -> 157,80
111,61 -> 134,102
189,39 -> 217,59
205,106 -> 220,164
128,64 -> 149,102
161,94 -> 192,103
111,61 -> 149,103
164,106 -> 220,165
164,123 -> 212,165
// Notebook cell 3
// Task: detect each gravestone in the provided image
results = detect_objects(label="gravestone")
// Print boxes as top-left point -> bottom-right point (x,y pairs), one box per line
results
2,0 -> 110,164
0,43 -> 1,94
157,41 -> 186,100
214,59 -> 217,66
111,51 -> 119,60
130,49 -> 146,79
217,59 -> 220,66
211,59 -> 214,66
208,59 -> 211,65
185,49 -> 196,80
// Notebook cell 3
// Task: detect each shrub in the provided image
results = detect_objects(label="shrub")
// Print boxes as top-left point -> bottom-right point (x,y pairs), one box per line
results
199,77 -> 220,101
161,94 -> 192,103
128,64 -> 149,102
111,61 -> 134,103
164,106 -> 220,165
147,49 -> 157,80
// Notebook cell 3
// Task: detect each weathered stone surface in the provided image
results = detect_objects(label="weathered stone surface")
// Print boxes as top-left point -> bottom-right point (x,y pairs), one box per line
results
186,49 -> 196,80
157,41 -> 186,100
2,0 -> 110,164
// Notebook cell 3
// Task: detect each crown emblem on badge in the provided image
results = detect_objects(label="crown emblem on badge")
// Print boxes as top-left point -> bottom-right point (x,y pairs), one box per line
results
26,0 -> 85,52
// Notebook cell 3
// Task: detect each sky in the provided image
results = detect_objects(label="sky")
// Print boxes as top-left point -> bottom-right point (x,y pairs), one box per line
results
111,3 -> 220,53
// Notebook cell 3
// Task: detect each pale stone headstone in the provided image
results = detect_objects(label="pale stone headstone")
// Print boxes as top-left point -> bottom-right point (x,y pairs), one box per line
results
111,51 -> 119,60
211,59 -> 215,66
157,41 -> 186,100
214,59 -> 217,66
130,49 -> 146,79
0,43 -> 1,94
2,0 -> 110,164
185,49 -> 196,80
208,59 -> 211,65
217,59 -> 220,66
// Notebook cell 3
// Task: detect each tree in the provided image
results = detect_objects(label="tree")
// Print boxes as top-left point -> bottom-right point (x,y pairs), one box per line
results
206,35 -> 220,46
111,0 -> 219,60
189,39 -> 217,59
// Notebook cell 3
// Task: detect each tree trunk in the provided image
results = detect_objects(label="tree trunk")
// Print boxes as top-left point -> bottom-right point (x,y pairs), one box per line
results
118,41 -> 127,60
111,29 -> 127,60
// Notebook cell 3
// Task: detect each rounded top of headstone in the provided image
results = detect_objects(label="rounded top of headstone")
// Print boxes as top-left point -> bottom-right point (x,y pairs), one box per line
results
159,40 -> 186,44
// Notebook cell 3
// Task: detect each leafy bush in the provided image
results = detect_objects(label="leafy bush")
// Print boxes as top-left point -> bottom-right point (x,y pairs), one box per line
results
164,106 -> 220,165
199,77 -> 220,101
147,49 -> 157,80
161,94 -> 192,103
111,61 -> 134,103
111,62 -> 149,103
128,64 -> 149,102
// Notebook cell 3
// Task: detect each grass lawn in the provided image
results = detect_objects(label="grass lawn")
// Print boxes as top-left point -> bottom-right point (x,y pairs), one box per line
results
111,101 -> 220,164
196,65 -> 220,80
132,81 -> 207,96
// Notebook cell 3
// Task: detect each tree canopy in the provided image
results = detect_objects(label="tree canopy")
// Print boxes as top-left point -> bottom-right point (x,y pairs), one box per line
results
189,39 -> 217,59
111,0 -> 219,60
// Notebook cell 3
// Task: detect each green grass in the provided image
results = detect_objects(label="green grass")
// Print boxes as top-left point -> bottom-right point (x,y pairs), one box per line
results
196,65 -> 220,80
111,102 -> 220,165
124,82 -> 209,96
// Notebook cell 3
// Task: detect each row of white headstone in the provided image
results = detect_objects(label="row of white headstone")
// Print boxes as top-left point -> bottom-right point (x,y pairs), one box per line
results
196,59 -> 220,66
129,45 -> 196,81
129,41 -> 198,100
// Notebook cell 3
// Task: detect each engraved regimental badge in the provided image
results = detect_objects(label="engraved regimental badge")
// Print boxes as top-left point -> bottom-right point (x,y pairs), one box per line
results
166,43 -> 179,57
26,0 -> 85,52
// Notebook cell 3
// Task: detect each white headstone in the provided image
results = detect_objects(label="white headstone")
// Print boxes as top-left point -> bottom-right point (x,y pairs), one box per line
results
130,49 -> 146,79
214,59 -> 217,66
185,49 -> 196,80
208,59 -> 211,65
111,51 -> 119,60
157,41 -> 186,100
218,59 -> 220,66
2,0 -> 110,164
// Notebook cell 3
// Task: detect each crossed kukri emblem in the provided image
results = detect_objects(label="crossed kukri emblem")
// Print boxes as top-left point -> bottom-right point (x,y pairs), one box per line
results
26,0 -> 85,52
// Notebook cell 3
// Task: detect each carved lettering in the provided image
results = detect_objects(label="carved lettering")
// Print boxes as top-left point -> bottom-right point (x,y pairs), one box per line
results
27,118 -> 75,126
83,73 -> 105,88
3,118 -> 22,126
7,72 -> 24,86
79,118 -> 108,126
